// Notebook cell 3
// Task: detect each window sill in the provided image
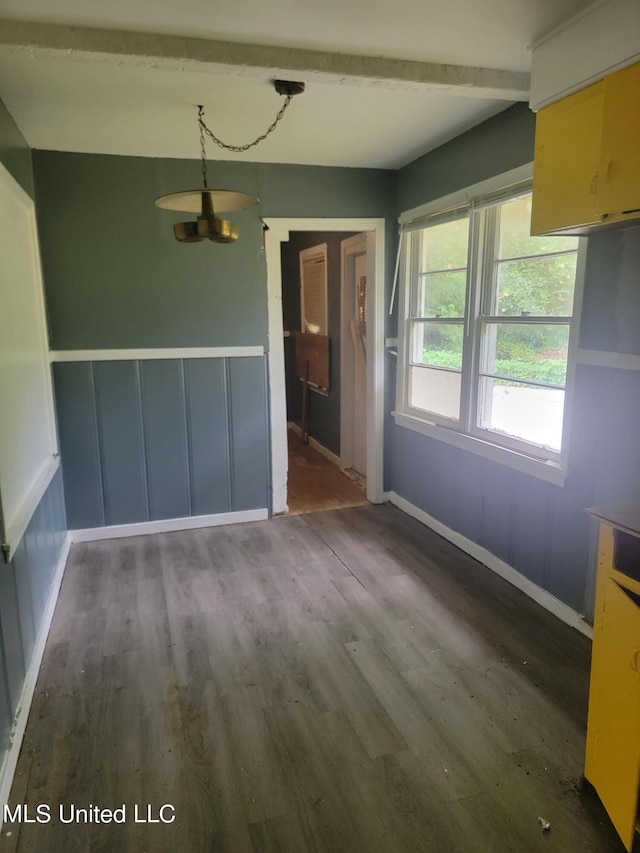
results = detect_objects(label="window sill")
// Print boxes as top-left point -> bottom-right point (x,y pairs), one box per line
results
391,410 -> 567,487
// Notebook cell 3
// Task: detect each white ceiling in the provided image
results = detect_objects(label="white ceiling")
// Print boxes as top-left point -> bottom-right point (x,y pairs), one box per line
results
0,0 -> 595,169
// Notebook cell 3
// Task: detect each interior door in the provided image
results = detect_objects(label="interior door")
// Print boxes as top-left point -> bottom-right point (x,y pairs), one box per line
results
341,233 -> 368,478
352,252 -> 367,476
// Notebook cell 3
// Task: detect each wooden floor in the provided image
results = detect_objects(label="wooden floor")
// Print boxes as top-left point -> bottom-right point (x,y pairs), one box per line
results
285,430 -> 367,515
1,505 -> 626,853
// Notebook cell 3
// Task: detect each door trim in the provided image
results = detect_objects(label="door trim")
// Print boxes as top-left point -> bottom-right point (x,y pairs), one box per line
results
263,218 -> 385,514
340,232 -> 368,473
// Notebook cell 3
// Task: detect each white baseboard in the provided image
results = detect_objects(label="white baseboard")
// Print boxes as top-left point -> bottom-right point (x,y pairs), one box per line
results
70,508 -> 269,543
287,422 -> 342,468
386,491 -> 593,639
0,531 -> 72,823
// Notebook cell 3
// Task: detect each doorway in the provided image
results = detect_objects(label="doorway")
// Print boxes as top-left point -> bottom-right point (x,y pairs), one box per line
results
263,218 -> 385,515
285,427 -> 368,515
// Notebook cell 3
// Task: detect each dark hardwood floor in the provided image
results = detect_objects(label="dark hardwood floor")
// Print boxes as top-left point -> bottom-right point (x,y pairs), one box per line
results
0,505 -> 626,852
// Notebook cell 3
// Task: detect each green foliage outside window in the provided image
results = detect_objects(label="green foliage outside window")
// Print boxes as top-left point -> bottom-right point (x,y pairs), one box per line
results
421,228 -> 576,387
420,349 -> 567,386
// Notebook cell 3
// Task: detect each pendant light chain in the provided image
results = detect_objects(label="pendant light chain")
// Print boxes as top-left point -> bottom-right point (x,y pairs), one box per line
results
197,95 -> 293,154
156,82 -> 302,243
198,106 -> 209,188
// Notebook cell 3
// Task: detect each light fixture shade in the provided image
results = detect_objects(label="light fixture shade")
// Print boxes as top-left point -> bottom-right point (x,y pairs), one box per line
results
155,189 -> 258,214
196,217 -> 238,243
173,221 -> 203,243
174,217 -> 239,243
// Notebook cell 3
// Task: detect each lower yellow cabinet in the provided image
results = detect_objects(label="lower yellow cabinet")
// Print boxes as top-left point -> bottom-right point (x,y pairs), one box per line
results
585,505 -> 640,852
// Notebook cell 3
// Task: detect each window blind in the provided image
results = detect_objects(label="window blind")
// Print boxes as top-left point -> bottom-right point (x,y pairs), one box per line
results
300,244 -> 328,335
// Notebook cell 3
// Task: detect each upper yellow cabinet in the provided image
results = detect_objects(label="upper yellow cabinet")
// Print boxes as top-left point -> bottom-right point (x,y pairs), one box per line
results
531,61 -> 640,236
531,81 -> 604,235
598,62 -> 640,223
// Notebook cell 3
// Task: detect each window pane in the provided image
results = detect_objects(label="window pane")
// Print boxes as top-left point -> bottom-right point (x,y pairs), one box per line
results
411,322 -> 463,369
414,270 -> 467,318
498,195 -> 579,259
480,323 -> 570,387
409,366 -> 461,420
477,377 -> 565,451
400,187 -> 580,457
420,217 -> 469,273
495,254 -> 577,316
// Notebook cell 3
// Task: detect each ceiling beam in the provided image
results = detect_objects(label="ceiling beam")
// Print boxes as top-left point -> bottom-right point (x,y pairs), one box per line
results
0,20 -> 530,101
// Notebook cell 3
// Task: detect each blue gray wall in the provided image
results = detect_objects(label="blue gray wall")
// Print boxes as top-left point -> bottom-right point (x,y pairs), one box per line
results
282,231 -> 357,457
33,152 -> 395,351
389,103 -> 640,617
33,151 -> 395,527
54,356 -> 269,529
396,103 -> 537,212
0,472 -> 66,754
0,100 -> 67,759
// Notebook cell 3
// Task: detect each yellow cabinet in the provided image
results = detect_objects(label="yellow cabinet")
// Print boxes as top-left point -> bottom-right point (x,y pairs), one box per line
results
531,61 -> 640,236
531,81 -> 604,236
598,62 -> 640,224
585,505 -> 640,853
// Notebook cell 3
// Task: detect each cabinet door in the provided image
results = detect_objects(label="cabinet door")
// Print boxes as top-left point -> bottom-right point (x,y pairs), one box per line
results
531,80 -> 604,235
585,578 -> 640,852
598,62 -> 640,221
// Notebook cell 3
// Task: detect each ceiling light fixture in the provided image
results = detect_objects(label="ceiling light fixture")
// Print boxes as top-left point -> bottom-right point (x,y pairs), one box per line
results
155,80 -> 305,243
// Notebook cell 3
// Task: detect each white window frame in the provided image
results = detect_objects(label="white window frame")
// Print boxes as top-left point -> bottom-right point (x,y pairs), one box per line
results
393,164 -> 587,487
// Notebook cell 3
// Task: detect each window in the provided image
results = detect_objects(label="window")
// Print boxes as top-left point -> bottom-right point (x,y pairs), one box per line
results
395,168 -> 585,482
300,243 -> 328,335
